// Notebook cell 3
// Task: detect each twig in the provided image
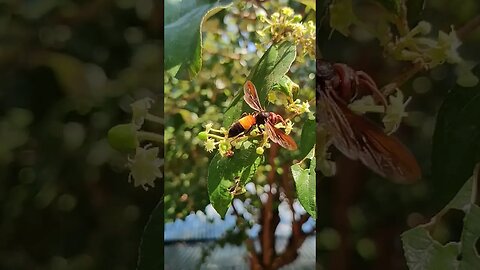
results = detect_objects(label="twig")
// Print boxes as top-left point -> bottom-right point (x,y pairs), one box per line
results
456,15 -> 480,41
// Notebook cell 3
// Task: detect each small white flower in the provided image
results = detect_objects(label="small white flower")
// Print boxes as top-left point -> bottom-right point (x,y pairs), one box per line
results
131,98 -> 154,128
205,138 -> 216,152
127,145 -> 163,190
285,120 -> 294,135
205,123 -> 213,134
382,90 -> 411,134
348,95 -> 383,114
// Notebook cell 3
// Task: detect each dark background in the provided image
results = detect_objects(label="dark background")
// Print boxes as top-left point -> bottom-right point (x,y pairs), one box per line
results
0,1 -> 163,269
317,0 -> 480,269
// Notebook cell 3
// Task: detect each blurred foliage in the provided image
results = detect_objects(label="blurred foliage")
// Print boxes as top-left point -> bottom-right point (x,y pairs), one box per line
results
318,0 -> 480,269
0,0 -> 162,269
164,0 -> 315,222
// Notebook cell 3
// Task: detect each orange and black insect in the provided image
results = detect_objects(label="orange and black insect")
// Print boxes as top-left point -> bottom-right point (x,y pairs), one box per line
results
228,81 -> 297,150
317,60 -> 421,183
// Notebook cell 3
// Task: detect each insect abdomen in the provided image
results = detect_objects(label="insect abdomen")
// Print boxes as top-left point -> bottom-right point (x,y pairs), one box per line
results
228,115 -> 256,137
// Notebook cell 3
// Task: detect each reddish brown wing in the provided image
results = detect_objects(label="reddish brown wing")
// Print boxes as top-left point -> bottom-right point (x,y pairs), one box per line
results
319,88 -> 421,183
243,81 -> 264,112
265,122 -> 298,150
342,107 -> 421,182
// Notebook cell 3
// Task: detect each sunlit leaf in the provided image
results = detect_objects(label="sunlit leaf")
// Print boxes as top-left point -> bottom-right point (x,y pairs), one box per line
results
291,146 -> 316,218
164,0 -> 233,80
223,41 -> 297,127
208,144 -> 263,217
208,42 -> 296,217
294,0 -> 316,11
299,119 -> 316,158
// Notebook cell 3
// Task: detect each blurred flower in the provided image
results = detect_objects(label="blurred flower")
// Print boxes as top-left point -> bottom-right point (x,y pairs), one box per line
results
127,145 -> 163,190
205,122 -> 213,133
348,95 -> 383,114
285,119 -> 294,135
131,97 -> 154,128
383,90 -> 411,134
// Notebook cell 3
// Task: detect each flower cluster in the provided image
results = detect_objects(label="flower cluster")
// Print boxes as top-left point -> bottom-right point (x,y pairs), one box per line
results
348,89 -> 411,134
386,21 -> 478,87
198,121 -> 288,157
267,75 -> 314,120
257,7 -> 315,57
108,97 -> 163,190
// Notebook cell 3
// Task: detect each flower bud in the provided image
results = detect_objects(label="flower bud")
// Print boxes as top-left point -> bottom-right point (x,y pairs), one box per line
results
197,131 -> 208,141
256,147 -> 264,155
108,124 -> 138,152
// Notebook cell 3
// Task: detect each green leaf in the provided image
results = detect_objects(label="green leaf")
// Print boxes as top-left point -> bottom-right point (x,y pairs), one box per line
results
294,0 -> 316,10
299,119 -> 316,158
164,0 -> 232,80
329,0 -> 358,36
208,144 -> 263,217
431,87 -> 480,208
291,146 -> 316,218
208,42 -> 295,218
402,227 -> 460,270
137,199 -> 163,270
223,41 -> 297,127
374,0 -> 401,15
401,167 -> 480,270
460,204 -> 480,269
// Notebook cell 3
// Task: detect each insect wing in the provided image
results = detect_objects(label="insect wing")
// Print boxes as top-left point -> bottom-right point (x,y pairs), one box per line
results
243,81 -> 264,112
319,89 -> 420,182
318,89 -> 360,160
265,122 -> 298,150
343,109 -> 421,183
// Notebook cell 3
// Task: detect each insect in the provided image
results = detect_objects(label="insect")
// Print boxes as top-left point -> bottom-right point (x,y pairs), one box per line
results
317,60 -> 421,183
228,177 -> 246,196
228,81 -> 297,150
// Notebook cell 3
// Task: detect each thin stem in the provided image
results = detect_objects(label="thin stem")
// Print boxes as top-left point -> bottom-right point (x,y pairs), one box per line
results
145,113 -> 164,125
137,131 -> 163,143
207,133 -> 225,140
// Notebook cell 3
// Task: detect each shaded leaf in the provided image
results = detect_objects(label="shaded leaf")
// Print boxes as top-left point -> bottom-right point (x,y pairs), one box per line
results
137,199 -> 163,270
374,0 -> 401,15
291,146 -> 316,218
401,167 -> 480,270
164,0 -> 232,80
432,87 -> 480,208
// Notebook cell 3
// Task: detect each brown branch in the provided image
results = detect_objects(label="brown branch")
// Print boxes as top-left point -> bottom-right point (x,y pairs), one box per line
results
456,15 -> 480,41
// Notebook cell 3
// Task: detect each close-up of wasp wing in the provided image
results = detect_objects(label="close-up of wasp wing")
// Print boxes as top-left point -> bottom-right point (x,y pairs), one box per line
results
243,80 -> 264,112
341,104 -> 421,183
265,122 -> 298,150
318,89 -> 361,160
318,87 -> 420,183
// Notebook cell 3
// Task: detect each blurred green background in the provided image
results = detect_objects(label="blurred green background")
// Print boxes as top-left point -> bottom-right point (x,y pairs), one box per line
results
317,0 -> 480,269
0,1 -> 163,269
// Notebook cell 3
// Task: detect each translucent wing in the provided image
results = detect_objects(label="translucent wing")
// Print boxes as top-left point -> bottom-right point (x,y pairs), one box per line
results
265,122 -> 298,150
318,89 -> 360,160
243,81 -> 264,112
319,88 -> 420,183
343,108 -> 421,183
